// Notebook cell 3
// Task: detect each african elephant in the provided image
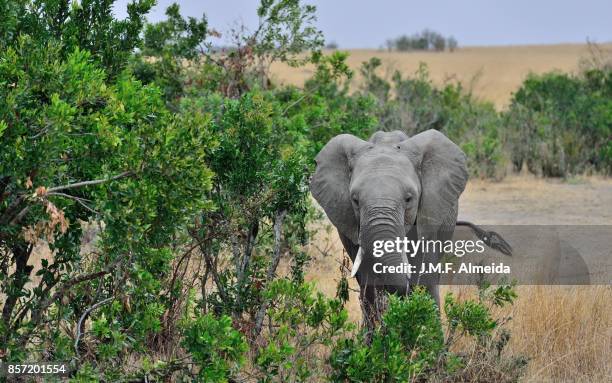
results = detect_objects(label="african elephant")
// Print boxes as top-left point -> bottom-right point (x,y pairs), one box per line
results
310,129 -> 510,319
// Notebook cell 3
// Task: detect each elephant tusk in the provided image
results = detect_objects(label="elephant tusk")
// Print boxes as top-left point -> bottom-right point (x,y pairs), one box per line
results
351,247 -> 363,278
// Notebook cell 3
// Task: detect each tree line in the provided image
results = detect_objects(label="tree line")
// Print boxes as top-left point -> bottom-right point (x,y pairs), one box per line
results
385,29 -> 459,52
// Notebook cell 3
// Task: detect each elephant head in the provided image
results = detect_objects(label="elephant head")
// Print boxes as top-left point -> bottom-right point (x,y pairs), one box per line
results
310,129 -> 468,294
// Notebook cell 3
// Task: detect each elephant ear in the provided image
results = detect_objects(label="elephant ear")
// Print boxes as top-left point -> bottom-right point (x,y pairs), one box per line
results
401,129 -> 468,241
311,134 -> 368,244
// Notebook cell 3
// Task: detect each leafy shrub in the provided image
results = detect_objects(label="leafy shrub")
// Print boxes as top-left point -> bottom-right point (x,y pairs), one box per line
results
507,70 -> 612,176
253,279 -> 353,382
0,0 -> 154,78
131,3 -> 208,104
360,60 -> 506,178
182,313 -> 248,382
330,284 -> 525,383
437,283 -> 526,383
330,290 -> 443,382
296,51 -> 379,154
0,31 -> 214,364
358,55 -> 612,178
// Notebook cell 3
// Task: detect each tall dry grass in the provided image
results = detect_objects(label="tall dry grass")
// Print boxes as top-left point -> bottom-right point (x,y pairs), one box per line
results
439,285 -> 611,382
508,286 -> 611,382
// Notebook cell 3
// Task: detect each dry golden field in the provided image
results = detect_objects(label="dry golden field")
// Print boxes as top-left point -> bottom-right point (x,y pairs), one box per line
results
304,176 -> 612,382
270,43 -> 612,109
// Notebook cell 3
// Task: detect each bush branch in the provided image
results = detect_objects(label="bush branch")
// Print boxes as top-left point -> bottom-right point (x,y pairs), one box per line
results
253,209 -> 287,337
74,296 -> 115,358
47,171 -> 134,193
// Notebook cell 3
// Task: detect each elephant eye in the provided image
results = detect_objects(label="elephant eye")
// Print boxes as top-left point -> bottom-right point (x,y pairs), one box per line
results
352,195 -> 359,205
405,196 -> 412,203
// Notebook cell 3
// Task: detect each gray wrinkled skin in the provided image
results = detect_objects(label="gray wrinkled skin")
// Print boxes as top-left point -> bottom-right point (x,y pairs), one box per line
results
311,129 -> 469,312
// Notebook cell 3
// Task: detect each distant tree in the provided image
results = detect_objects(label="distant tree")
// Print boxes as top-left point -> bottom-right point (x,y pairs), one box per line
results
414,35 -> 429,50
387,29 -> 457,53
395,35 -> 413,51
420,28 -> 435,49
432,34 -> 446,51
385,38 -> 395,51
325,41 -> 339,49
447,36 -> 458,52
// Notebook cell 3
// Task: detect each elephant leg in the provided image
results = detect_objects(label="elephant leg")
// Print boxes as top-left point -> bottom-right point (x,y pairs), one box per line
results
357,282 -> 390,341
410,251 -> 442,308
338,232 -> 387,335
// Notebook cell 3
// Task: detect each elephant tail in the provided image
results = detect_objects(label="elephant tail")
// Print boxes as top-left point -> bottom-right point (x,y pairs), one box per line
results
456,221 -> 513,256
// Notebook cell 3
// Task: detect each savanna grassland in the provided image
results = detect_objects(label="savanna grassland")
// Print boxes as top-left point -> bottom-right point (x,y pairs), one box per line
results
272,43 -> 612,109
2,1 -> 611,381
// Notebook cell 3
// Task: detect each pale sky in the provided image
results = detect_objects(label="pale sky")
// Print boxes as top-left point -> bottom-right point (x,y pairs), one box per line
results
113,0 -> 612,48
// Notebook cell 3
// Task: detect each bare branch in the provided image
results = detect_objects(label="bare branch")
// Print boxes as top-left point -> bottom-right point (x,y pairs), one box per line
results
8,205 -> 31,225
47,192 -> 99,214
74,297 -> 114,358
47,171 -> 134,193
254,209 -> 287,337
167,241 -> 200,296
25,256 -> 124,337
2,171 -> 132,225
0,195 -> 27,225
234,220 -> 259,318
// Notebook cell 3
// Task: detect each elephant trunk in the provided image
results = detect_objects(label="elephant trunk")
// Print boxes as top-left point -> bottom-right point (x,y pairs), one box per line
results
356,205 -> 410,295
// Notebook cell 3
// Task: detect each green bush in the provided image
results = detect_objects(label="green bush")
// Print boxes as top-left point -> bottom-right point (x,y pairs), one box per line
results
330,290 -> 443,382
253,279 -> 352,382
131,3 -> 208,105
357,56 -> 612,178
182,313 -> 248,382
0,32 -> 214,362
359,60 -> 506,178
507,70 -> 612,176
0,0 -> 154,79
330,284 -> 525,383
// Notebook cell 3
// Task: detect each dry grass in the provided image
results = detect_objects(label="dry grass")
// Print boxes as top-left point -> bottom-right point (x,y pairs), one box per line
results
270,43 -> 612,109
436,285 -> 611,383
508,286 -> 611,382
